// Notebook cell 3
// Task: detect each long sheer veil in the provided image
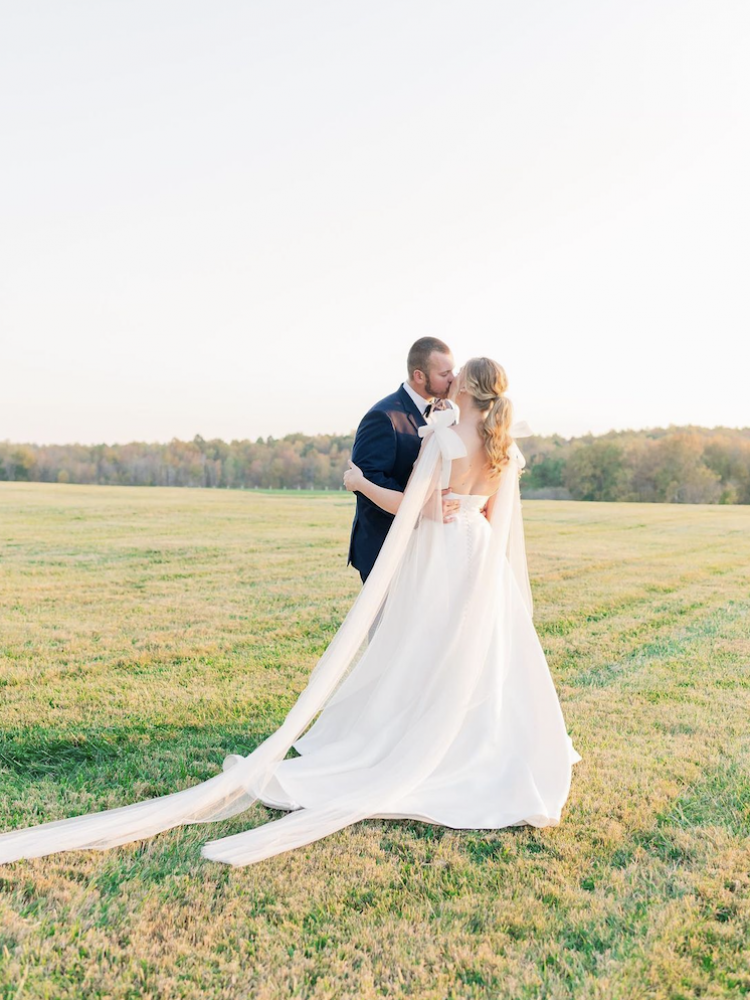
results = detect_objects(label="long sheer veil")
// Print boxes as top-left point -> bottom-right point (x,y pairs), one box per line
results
0,411 -> 537,867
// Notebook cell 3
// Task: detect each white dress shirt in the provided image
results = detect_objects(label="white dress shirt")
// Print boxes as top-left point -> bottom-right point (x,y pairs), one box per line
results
401,381 -> 432,416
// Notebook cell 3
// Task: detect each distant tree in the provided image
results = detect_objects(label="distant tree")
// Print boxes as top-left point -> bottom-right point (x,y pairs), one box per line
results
564,441 -> 628,501
631,434 -> 722,504
6,446 -> 36,481
525,454 -> 566,489
703,437 -> 750,504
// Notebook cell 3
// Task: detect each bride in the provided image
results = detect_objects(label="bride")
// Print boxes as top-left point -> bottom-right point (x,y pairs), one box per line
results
0,357 -> 580,868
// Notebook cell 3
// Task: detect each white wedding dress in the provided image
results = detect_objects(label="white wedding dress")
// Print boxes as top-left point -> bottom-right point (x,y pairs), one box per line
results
0,411 -> 580,867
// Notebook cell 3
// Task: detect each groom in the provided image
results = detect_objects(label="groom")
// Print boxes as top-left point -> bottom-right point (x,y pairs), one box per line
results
347,337 -> 456,583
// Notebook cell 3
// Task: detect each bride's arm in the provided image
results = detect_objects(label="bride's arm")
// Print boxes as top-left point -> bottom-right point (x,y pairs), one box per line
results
344,460 -> 459,522
343,431 -> 434,515
343,461 -> 403,514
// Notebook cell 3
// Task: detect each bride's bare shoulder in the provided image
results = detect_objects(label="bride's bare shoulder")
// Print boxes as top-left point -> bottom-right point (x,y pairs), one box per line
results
450,420 -> 484,451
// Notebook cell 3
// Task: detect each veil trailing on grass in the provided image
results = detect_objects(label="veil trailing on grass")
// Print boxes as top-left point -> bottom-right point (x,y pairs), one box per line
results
0,410 -> 573,868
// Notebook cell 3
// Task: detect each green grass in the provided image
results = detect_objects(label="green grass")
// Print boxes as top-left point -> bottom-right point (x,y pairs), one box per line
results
1,482 -> 749,999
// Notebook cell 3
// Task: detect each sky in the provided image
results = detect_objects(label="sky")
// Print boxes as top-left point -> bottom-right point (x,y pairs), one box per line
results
1,0 -> 748,445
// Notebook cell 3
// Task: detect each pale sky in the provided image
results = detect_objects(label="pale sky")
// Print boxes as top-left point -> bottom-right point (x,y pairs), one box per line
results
1,0 -> 748,445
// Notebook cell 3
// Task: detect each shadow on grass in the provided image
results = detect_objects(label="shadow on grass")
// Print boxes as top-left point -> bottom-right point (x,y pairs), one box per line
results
0,723 -> 304,882
0,722 -> 277,781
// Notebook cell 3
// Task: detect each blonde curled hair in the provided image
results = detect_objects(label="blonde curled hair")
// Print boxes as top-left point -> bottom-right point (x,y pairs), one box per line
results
462,357 -> 513,476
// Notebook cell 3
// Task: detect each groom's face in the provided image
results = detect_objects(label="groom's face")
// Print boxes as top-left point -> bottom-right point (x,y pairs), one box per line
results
424,351 -> 455,398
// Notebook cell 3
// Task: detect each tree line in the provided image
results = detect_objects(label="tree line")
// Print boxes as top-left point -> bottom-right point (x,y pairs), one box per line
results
0,434 -> 354,491
521,426 -> 750,504
2,424 -> 750,503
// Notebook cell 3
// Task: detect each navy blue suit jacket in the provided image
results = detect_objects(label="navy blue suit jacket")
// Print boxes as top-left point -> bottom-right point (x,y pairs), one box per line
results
348,385 -> 427,581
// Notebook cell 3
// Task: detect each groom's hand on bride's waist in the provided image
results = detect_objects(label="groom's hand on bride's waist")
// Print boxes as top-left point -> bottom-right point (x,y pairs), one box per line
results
441,489 -> 460,523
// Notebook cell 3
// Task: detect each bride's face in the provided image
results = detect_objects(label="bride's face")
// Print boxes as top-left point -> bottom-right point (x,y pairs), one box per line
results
448,367 -> 466,402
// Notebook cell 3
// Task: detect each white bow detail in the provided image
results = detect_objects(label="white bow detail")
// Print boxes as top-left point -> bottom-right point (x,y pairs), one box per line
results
509,420 -> 532,438
508,420 -> 533,470
418,408 -> 468,489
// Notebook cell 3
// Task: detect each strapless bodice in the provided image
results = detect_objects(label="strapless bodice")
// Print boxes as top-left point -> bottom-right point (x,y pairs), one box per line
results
444,491 -> 490,511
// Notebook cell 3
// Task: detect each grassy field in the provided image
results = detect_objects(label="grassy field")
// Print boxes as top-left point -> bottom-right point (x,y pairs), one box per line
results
1,482 -> 749,1000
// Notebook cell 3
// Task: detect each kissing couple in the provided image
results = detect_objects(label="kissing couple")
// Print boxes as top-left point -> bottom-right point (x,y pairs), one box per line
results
0,338 -> 580,868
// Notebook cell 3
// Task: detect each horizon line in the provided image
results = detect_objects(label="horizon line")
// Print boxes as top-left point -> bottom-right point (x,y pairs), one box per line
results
4,420 -> 750,449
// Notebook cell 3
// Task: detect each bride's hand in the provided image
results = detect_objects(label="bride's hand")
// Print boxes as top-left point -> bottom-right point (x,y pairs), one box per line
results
343,460 -> 365,492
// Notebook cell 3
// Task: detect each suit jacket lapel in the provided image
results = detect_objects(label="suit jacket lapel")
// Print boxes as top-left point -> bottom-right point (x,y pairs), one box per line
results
398,385 -> 426,432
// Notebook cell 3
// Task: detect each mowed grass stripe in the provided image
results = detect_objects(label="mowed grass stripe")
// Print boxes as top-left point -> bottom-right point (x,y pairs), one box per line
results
1,483 -> 750,999
547,599 -> 750,998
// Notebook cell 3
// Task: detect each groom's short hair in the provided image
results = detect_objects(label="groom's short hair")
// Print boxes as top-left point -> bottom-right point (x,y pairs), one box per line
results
407,337 -> 451,378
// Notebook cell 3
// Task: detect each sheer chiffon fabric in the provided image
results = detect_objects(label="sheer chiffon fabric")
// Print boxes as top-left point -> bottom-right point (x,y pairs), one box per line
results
0,411 -> 580,867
